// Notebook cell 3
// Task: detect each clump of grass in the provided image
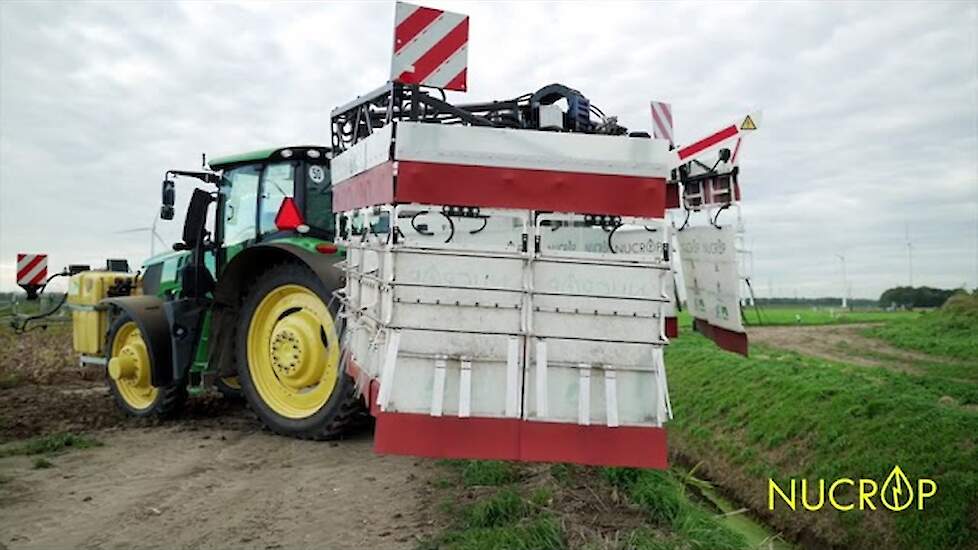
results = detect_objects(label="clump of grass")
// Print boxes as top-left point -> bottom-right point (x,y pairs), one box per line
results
440,459 -> 518,486
421,462 -> 566,550
0,371 -> 24,389
604,468 -> 747,550
0,432 -> 102,458
32,457 -> 54,469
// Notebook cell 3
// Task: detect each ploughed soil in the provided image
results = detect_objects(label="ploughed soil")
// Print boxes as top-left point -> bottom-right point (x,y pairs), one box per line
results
0,325 -> 442,550
0,325 -> 646,550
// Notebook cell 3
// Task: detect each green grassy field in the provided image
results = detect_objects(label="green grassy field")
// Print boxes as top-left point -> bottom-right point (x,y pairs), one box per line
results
663,334 -> 978,549
676,306 -> 921,328
866,294 -> 978,360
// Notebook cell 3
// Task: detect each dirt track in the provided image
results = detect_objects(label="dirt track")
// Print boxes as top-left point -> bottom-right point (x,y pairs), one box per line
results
748,323 -> 955,375
1,425 -> 439,550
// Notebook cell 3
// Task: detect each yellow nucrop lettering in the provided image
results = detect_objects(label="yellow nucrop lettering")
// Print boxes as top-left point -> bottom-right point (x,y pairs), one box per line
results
768,467 -> 937,512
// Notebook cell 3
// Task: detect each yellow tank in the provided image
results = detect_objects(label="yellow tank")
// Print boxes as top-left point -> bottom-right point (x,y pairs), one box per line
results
68,271 -> 136,355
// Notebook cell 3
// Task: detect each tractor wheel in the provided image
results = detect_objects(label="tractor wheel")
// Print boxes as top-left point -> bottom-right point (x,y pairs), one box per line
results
236,262 -> 362,440
105,313 -> 186,418
215,376 -> 244,400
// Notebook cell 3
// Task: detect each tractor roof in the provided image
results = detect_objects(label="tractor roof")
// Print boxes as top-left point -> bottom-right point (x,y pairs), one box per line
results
208,145 -> 331,170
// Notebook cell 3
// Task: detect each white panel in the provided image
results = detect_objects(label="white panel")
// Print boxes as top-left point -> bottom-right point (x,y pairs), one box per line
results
535,339 -> 548,418
677,225 -> 744,333
330,124 -> 393,184
505,337 -> 520,418
604,369 -> 619,427
395,121 -> 671,177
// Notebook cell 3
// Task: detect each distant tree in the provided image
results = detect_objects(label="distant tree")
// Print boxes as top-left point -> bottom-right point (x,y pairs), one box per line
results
878,286 -> 957,309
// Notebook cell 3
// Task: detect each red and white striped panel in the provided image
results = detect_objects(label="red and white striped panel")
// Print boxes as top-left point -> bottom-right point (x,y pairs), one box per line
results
16,253 -> 47,286
391,2 -> 468,91
650,100 -> 673,146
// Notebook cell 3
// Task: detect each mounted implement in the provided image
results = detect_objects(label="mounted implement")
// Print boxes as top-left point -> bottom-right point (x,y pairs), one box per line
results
60,1 -> 758,468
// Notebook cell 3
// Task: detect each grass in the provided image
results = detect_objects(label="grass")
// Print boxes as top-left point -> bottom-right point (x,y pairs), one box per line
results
866,294 -> 978,360
0,432 -> 102,458
603,468 -> 748,550
686,306 -> 921,327
422,460 -> 748,550
664,333 -> 978,549
32,457 -> 54,469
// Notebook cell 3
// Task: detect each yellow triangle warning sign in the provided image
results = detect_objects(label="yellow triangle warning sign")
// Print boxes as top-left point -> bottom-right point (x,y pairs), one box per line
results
740,115 -> 757,130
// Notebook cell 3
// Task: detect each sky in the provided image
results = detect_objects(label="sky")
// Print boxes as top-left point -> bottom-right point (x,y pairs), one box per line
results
1,0 -> 976,299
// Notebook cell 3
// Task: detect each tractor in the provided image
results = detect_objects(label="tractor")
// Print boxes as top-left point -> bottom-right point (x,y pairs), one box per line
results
72,146 -> 366,439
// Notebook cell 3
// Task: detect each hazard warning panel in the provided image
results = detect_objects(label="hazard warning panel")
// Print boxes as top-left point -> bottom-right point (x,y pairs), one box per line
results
650,100 -> 674,146
16,253 -> 48,287
391,2 -> 469,91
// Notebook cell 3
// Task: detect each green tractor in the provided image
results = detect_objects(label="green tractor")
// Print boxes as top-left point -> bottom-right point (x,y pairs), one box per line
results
72,146 -> 366,439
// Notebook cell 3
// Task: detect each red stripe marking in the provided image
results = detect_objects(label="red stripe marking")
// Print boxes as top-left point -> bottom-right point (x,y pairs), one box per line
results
28,269 -> 47,286
650,104 -> 668,140
331,161 -> 396,212
666,317 -> 679,338
17,255 -> 45,281
333,160 -> 667,217
394,6 -> 442,53
693,318 -> 749,356
661,103 -> 673,129
374,412 -> 668,469
443,67 -> 466,91
397,161 -> 666,217
677,124 -> 739,161
397,17 -> 468,84
730,137 -> 743,163
17,254 -> 25,262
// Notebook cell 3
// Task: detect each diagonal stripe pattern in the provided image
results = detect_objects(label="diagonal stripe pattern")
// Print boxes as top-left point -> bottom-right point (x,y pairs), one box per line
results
391,2 -> 468,91
650,101 -> 674,146
16,253 -> 48,286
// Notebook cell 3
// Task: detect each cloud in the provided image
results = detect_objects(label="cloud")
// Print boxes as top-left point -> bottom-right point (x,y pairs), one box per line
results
1,0 -> 975,298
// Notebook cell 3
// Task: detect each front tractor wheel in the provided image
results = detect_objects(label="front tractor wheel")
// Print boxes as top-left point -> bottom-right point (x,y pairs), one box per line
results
105,314 -> 186,417
236,263 -> 361,440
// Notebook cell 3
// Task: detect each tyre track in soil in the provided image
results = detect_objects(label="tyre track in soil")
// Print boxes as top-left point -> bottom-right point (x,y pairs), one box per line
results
0,424 -> 440,550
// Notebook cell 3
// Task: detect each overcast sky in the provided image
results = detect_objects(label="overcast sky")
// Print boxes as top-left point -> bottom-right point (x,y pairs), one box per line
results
1,1 -> 976,298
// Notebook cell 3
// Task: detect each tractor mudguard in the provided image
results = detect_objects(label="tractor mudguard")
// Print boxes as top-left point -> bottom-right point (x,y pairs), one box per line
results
209,242 -> 344,380
163,299 -> 209,384
101,295 -> 173,387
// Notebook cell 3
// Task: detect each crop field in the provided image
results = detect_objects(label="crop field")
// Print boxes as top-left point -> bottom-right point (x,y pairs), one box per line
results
0,299 -> 975,549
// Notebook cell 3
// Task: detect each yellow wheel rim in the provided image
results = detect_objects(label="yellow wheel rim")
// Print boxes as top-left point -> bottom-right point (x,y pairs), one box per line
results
246,284 -> 340,419
107,321 -> 158,410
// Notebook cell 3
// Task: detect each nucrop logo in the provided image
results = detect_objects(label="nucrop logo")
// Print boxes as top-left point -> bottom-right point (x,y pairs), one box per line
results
768,466 -> 937,512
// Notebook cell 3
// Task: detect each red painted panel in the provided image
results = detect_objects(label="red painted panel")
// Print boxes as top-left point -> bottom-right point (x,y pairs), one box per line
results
665,316 -> 679,338
375,413 -> 521,461
332,162 -> 395,212
373,412 -> 669,469
693,318 -> 749,356
520,421 -> 668,469
665,182 -> 680,209
396,161 -> 666,217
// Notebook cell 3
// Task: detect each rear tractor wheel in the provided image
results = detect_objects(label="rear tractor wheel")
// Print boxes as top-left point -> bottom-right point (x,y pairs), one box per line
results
236,263 -> 363,440
106,313 -> 186,417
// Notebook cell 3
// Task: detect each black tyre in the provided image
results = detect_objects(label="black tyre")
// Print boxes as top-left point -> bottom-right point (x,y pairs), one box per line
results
105,312 -> 186,418
236,262 -> 364,440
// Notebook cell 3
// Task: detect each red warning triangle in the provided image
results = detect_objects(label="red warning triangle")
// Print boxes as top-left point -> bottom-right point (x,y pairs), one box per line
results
274,197 -> 304,230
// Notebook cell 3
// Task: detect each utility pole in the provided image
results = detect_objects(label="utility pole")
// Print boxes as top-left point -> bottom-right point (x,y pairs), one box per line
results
906,222 -> 913,288
837,254 -> 848,309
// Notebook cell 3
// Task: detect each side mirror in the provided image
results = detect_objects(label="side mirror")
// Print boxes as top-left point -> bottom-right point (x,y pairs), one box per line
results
161,179 -> 175,220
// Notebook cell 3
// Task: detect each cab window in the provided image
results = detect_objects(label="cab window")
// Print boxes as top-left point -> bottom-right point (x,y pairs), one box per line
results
259,161 -> 296,235
221,164 -> 260,246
